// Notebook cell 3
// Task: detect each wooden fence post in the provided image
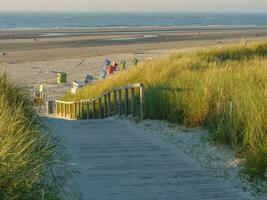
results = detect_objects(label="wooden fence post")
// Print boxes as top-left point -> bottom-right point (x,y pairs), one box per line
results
70,104 -> 72,119
46,101 -> 53,115
113,90 -> 117,114
98,98 -> 102,119
64,103 -> 67,118
81,102 -> 84,119
118,89 -> 122,115
140,84 -> 145,120
73,102 -> 76,119
92,100 -> 96,119
107,92 -> 111,116
86,101 -> 90,119
131,88 -> 135,116
55,102 -> 58,115
78,102 -> 81,119
61,103 -> 63,117
124,88 -> 129,116
104,94 -> 107,118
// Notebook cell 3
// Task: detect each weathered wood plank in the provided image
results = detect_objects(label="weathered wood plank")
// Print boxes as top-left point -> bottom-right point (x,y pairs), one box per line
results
52,119 -> 249,200
55,100 -> 75,104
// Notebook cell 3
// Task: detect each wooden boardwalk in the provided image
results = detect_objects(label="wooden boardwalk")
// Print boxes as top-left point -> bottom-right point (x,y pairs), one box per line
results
48,118 -> 249,200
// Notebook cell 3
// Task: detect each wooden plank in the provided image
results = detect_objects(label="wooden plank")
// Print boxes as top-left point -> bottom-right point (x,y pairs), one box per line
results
124,88 -> 129,116
118,89 -> 122,115
140,83 -> 145,120
55,100 -> 75,104
54,119 -> 248,200
98,98 -> 102,119
131,88 -> 135,116
114,83 -> 142,90
107,92 -> 111,116
93,100 -> 96,119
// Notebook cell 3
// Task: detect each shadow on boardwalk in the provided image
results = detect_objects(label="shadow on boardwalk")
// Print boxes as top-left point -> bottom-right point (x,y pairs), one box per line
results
45,117 -> 250,200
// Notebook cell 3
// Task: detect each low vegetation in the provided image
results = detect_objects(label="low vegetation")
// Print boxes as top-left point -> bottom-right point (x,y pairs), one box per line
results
0,74 -> 61,199
64,42 -> 267,180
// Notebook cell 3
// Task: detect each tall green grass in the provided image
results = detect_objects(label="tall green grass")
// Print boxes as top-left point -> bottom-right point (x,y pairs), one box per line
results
0,74 -> 61,199
64,42 -> 267,180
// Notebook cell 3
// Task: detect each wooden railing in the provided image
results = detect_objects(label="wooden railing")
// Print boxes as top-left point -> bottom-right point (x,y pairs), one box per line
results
54,83 -> 145,120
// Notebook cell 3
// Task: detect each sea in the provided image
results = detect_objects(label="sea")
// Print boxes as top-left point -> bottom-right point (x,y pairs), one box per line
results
0,12 -> 267,30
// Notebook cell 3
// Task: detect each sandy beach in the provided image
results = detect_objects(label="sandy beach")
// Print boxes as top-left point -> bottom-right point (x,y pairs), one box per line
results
1,27 -> 267,101
1,9 -> 267,200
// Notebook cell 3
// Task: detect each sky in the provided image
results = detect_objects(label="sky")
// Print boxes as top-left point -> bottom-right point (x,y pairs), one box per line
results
0,0 -> 267,12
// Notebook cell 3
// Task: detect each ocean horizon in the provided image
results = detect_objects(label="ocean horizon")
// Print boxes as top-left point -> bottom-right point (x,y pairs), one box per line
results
1,12 -> 267,30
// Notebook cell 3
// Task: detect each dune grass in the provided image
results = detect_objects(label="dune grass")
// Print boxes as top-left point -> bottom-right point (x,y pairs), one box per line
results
63,42 -> 267,180
0,74 -> 61,199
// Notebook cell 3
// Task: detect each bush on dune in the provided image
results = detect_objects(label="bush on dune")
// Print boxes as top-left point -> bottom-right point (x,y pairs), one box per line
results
64,42 -> 267,180
0,74 -> 60,199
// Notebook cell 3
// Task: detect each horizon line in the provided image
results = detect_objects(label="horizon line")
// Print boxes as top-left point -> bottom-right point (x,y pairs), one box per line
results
0,10 -> 267,13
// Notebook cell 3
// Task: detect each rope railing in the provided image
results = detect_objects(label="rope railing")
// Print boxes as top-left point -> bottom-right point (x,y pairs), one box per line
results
52,83 -> 145,120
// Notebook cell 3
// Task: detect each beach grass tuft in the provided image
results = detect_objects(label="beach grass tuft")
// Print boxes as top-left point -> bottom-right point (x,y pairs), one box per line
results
63,41 -> 267,180
0,74 -> 61,199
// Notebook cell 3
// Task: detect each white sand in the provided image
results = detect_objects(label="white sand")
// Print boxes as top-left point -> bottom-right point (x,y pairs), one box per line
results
0,49 -> 170,101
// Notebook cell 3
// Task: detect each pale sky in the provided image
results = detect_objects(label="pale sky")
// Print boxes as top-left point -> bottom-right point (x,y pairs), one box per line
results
0,0 -> 267,12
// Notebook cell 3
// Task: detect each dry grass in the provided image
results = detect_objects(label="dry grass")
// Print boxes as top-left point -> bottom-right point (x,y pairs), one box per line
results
64,41 -> 267,180
0,74 -> 61,199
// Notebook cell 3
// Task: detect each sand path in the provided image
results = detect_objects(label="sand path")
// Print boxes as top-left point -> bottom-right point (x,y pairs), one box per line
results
46,118 -> 251,200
